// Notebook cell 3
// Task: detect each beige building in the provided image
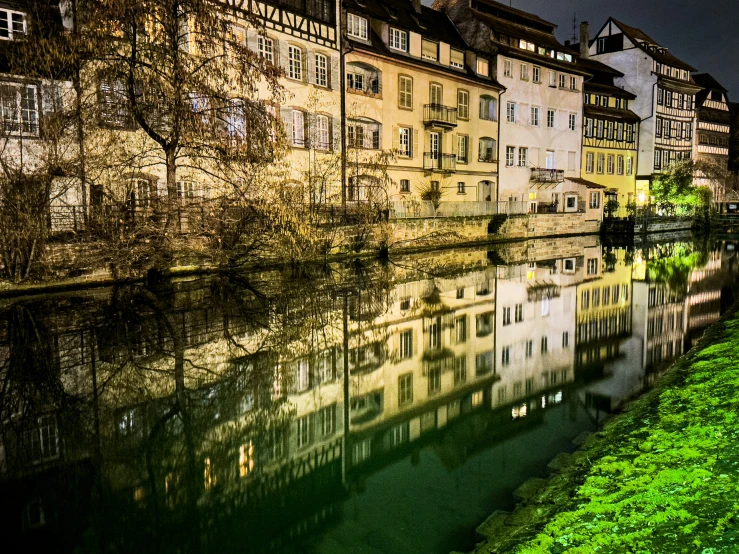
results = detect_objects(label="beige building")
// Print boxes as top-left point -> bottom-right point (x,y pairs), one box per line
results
344,0 -> 504,215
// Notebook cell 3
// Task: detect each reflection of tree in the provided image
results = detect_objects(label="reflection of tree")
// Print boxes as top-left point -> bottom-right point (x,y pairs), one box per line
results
646,240 -> 710,294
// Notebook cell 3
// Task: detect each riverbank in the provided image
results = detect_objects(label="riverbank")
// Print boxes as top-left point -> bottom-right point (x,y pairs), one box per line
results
468,303 -> 739,553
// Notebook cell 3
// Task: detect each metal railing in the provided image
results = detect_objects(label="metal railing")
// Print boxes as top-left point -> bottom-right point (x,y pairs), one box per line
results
390,200 -> 528,219
530,168 -> 565,183
423,153 -> 456,172
478,152 -> 498,163
423,104 -> 458,127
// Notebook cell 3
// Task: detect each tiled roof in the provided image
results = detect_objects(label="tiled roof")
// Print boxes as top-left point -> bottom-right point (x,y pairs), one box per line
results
610,18 -> 697,72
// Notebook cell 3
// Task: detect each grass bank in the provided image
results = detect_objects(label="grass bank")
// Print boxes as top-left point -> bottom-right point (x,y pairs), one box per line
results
473,308 -> 739,554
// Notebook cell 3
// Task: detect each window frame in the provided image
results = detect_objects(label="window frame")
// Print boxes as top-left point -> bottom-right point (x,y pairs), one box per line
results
457,89 -> 469,120
287,44 -> 303,81
0,9 -> 27,41
398,75 -> 413,109
347,13 -> 368,40
314,52 -> 328,87
389,27 -> 408,52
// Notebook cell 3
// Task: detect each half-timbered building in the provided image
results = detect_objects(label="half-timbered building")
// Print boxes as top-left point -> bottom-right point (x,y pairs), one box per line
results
587,18 -> 702,200
692,73 -> 731,201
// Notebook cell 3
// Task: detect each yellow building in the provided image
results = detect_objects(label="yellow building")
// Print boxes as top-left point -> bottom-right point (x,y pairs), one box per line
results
344,0 -> 504,213
578,58 -> 640,210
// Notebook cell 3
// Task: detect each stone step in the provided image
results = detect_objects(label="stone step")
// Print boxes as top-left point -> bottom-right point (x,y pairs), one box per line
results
512,477 -> 547,503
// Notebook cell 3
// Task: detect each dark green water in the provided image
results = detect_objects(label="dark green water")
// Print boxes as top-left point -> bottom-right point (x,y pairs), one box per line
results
1,236 -> 737,554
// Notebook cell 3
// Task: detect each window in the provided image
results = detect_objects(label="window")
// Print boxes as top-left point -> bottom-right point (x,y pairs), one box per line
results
597,153 -> 605,174
291,110 -> 305,146
0,9 -> 26,40
177,180 -> 200,202
239,441 -> 255,475
549,70 -> 557,87
26,416 -> 59,464
318,405 -> 336,437
297,415 -> 312,448
457,89 -> 469,119
347,13 -> 368,39
607,154 -> 615,175
506,101 -> 517,123
568,113 -> 576,131
587,258 -> 598,275
398,76 -> 413,109
315,114 -> 330,150
450,49 -> 465,69
454,356 -> 467,385
506,145 -> 515,166
570,76 -> 577,90
457,134 -> 469,163
455,316 -> 467,343
504,59 -> 513,78
400,178 -> 410,193
347,70 -> 364,92
397,126 -> 412,156
586,118 -> 594,137
586,152 -> 594,173
133,178 -> 155,208
503,306 -> 511,326
1,83 -> 38,135
99,79 -> 129,128
589,192 -> 600,209
515,304 -> 523,323
398,373 -> 413,406
520,63 -> 529,81
501,347 -> 510,367
422,39 -> 439,61
562,332 -> 569,348
626,156 -> 633,175
518,147 -> 528,167
476,57 -> 489,75
474,96 -> 497,122
617,155 -> 624,175
400,330 -> 413,359
541,336 -> 548,354
287,45 -> 303,80
543,109 -> 554,128
314,53 -> 328,87
531,106 -> 540,127
582,290 -> 590,309
457,181 -> 466,194
389,28 -> 408,51
568,151 -> 576,171
429,82 -> 443,105
525,340 -> 533,358
533,66 -> 541,83
559,74 -> 566,88
258,35 -> 274,63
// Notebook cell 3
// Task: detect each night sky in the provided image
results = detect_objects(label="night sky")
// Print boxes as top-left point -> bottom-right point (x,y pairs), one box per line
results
427,0 -> 739,100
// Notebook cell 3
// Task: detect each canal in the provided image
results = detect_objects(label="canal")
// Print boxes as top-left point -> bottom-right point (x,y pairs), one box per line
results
1,235 -> 737,554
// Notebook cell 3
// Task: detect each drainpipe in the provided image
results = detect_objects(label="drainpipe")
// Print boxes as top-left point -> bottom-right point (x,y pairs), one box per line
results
339,3 -> 347,221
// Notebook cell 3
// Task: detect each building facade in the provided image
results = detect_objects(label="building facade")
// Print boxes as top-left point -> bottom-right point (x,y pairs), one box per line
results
692,73 -> 731,201
343,0 -> 504,211
588,18 -> 702,200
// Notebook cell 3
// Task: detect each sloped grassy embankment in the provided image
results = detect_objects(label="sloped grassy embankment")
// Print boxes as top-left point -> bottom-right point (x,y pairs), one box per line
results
472,310 -> 739,553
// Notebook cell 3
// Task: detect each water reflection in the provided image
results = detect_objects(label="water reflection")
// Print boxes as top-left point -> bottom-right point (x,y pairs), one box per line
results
1,237 -> 737,554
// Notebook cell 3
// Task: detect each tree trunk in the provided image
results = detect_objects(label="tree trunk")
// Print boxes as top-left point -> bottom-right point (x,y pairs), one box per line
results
164,148 -> 178,235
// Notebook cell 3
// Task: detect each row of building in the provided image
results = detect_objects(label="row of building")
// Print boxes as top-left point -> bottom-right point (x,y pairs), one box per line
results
0,0 -> 735,226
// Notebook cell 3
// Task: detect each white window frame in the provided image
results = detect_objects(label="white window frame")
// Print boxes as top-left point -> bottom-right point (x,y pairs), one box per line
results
530,106 -> 540,127
389,28 -> 408,52
314,53 -> 328,87
398,126 -> 411,157
457,89 -> 469,119
287,45 -> 303,81
398,75 -> 413,109
520,63 -> 529,81
506,101 -> 517,123
568,113 -> 576,131
292,109 -> 305,146
547,109 -> 555,128
533,66 -> 541,83
315,114 -> 330,150
504,59 -> 513,78
518,147 -> 528,167
476,57 -> 489,75
257,35 -> 274,63
347,13 -> 368,40
0,9 -> 27,40
1,83 -> 38,136
506,145 -> 515,167
450,49 -> 464,69
586,152 -> 594,173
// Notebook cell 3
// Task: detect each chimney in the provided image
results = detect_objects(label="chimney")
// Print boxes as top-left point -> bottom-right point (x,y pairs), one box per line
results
580,21 -> 590,58
412,0 -> 422,14
565,40 -> 571,47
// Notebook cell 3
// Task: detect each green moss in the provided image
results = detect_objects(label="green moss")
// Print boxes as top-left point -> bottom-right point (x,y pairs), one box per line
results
476,307 -> 739,554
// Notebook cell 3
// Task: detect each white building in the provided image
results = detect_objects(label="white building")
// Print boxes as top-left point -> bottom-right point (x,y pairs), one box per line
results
434,0 -> 589,213
587,18 -> 702,200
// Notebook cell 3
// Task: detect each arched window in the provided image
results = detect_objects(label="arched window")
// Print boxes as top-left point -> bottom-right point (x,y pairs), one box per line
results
479,95 -> 497,121
346,62 -> 381,96
347,117 -> 381,149
479,137 -> 497,163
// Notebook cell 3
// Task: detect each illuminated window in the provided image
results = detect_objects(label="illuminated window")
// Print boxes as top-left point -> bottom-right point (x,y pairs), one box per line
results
239,441 -> 255,477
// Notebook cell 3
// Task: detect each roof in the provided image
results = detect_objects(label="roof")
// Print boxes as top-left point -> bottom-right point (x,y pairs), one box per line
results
693,73 -> 728,93
584,104 -> 641,123
567,177 -> 607,189
609,18 -> 697,72
584,82 -> 637,100
470,8 -> 561,50
494,43 -> 591,76
468,0 -> 557,31
344,0 -> 468,50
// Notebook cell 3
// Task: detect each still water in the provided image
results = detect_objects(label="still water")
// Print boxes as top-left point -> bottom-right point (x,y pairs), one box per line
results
1,235 -> 737,554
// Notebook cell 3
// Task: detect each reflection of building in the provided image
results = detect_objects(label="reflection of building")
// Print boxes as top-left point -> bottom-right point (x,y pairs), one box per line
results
685,248 -> 723,347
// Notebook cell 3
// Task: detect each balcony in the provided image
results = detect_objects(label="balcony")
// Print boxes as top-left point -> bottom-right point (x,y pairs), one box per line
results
424,153 -> 456,172
478,151 -> 498,163
530,168 -> 565,183
423,104 -> 458,128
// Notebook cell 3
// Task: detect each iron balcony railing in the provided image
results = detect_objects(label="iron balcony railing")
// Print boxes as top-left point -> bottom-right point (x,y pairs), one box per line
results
423,104 -> 458,127
479,151 -> 498,163
424,153 -> 457,172
530,168 -> 565,183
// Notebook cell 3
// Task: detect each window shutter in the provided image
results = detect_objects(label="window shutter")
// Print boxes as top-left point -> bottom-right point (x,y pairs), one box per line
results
305,112 -> 315,148
331,116 -> 340,150
306,49 -> 316,84
280,107 -> 292,144
412,128 -> 419,158
479,99 -> 484,120
412,330 -> 418,356
302,47 -> 308,82
392,126 -> 399,153
279,40 -> 290,71
246,29 -> 259,54
330,55 -> 340,90
452,134 -> 458,156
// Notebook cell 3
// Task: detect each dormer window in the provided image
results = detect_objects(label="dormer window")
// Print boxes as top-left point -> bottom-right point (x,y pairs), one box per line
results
0,9 -> 26,40
518,39 -> 535,52
476,57 -> 489,76
450,49 -> 464,69
347,13 -> 368,40
389,28 -> 408,52
421,39 -> 439,61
